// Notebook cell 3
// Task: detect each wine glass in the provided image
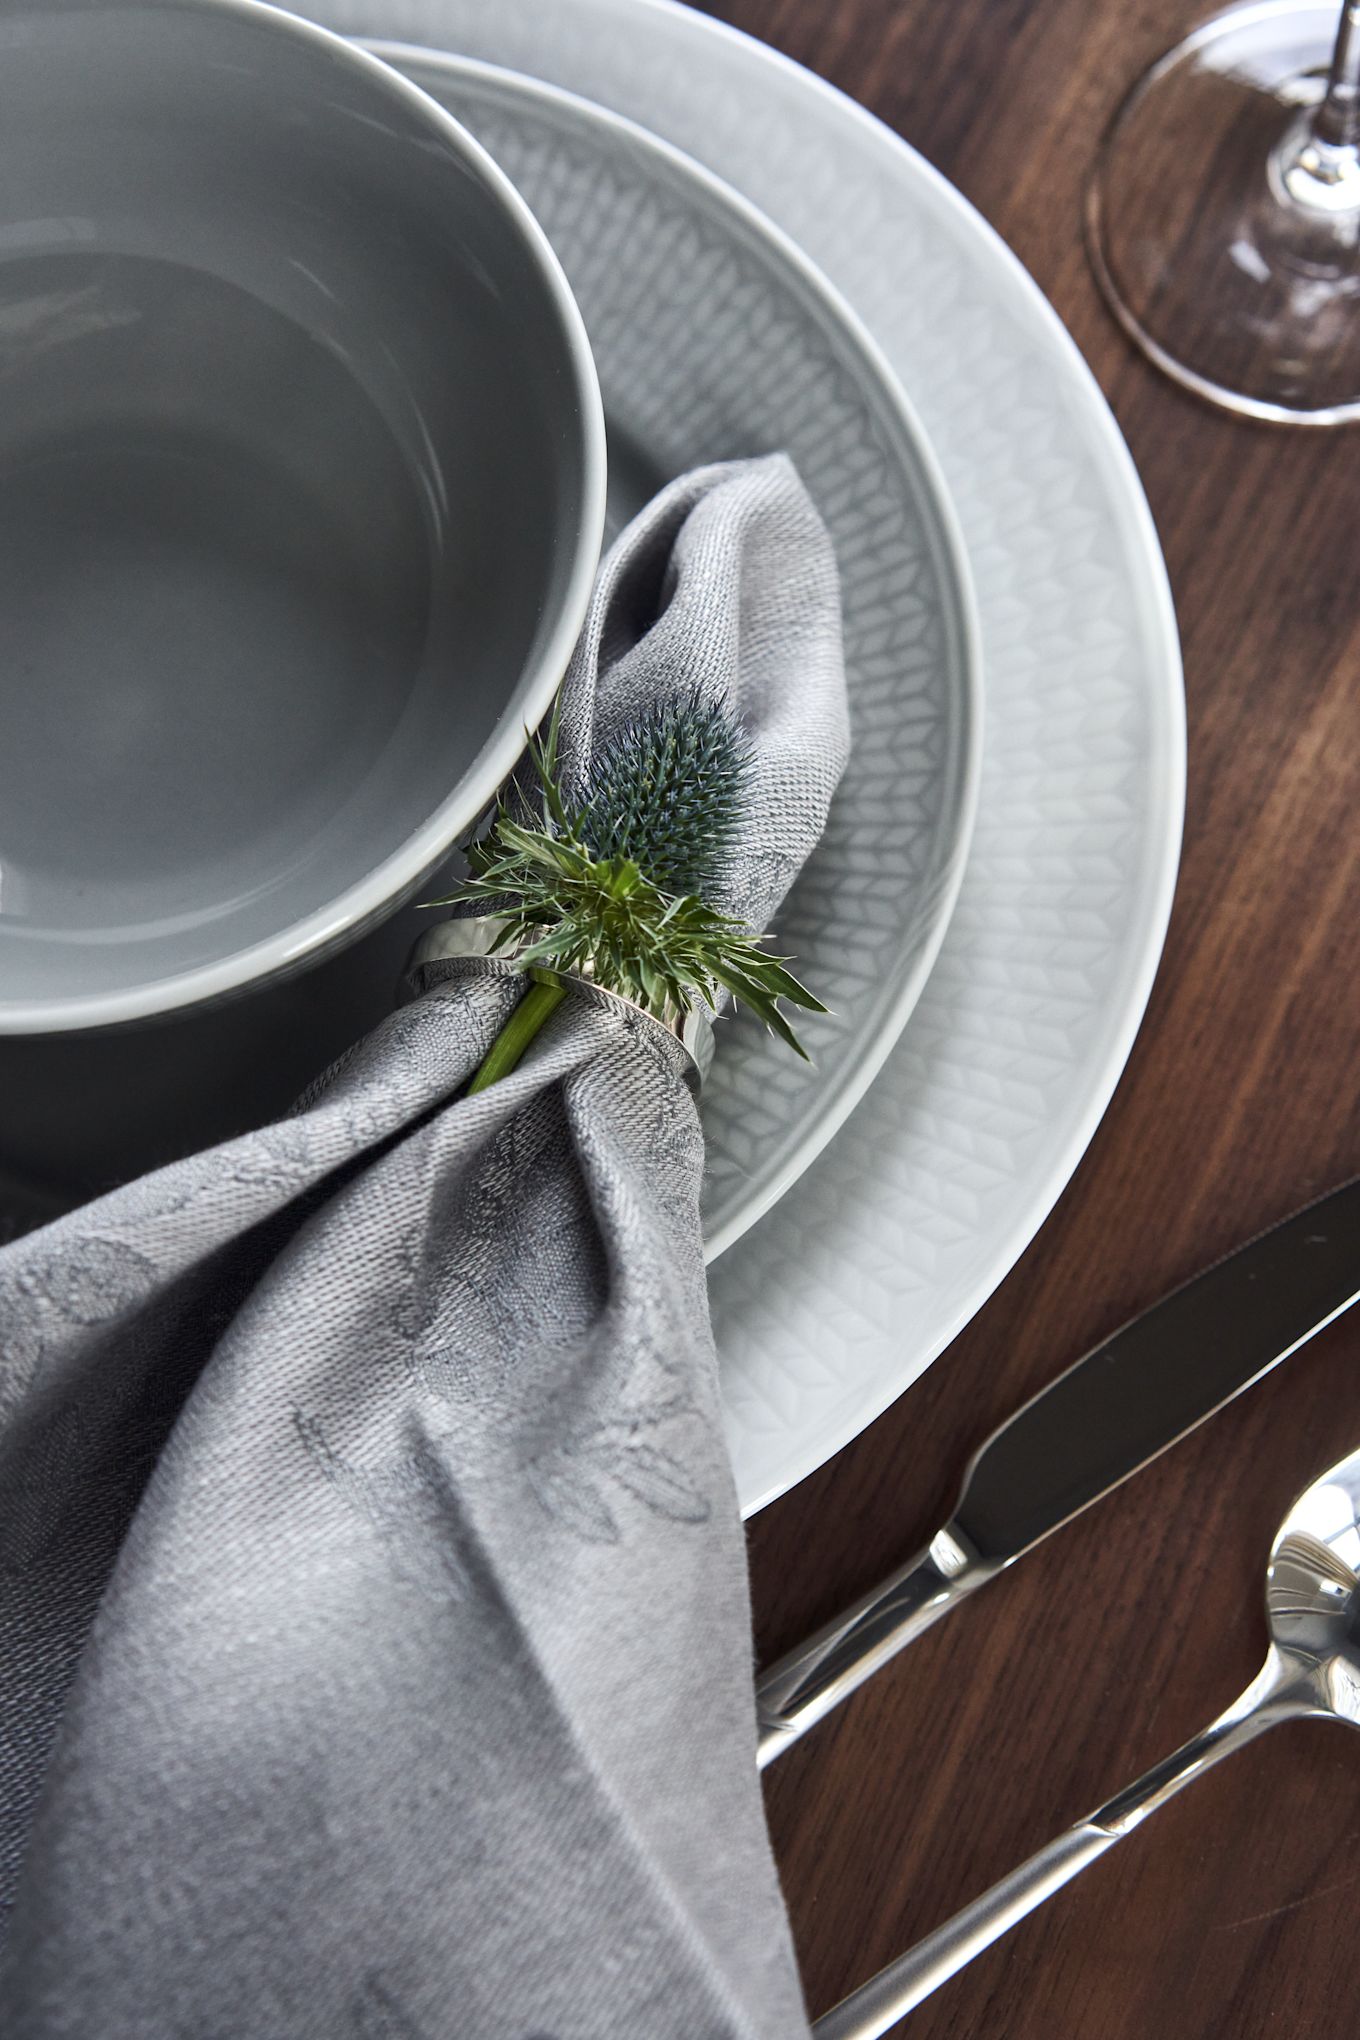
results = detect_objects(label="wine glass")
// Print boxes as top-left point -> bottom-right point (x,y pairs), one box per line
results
1087,1 -> 1360,422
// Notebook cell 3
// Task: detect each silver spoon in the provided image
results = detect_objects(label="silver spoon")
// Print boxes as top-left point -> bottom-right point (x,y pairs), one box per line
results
814,1444 -> 1360,2038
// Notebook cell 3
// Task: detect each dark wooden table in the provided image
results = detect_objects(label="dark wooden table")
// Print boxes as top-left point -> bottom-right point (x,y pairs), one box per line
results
692,2 -> 1360,2033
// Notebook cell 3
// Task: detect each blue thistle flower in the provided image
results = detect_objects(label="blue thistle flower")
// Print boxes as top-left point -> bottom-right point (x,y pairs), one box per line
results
426,686 -> 823,1091
575,690 -> 750,900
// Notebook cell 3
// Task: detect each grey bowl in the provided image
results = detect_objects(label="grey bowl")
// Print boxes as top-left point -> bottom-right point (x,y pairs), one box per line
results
0,0 -> 605,1033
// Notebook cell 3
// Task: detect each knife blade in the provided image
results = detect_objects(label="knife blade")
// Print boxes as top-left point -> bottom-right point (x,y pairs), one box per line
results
756,1176 -> 1360,1767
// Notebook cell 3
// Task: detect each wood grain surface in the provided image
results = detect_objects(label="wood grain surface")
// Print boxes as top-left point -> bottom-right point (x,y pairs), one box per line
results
688,2 -> 1360,2033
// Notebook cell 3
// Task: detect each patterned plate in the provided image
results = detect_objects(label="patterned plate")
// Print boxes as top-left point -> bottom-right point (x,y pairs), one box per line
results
377,52 -> 982,1263
306,0 -> 1186,1514
17,0 -> 1187,1517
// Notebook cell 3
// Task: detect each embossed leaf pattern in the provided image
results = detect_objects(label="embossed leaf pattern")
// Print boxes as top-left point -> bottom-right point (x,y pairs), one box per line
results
224,1120 -> 321,1190
2,1236 -> 160,1416
13,1236 -> 157,1324
0,1311 -> 45,1414
294,1412 -> 471,1599
590,1438 -> 710,1524
523,1437 -> 710,1542
527,1456 -> 621,1546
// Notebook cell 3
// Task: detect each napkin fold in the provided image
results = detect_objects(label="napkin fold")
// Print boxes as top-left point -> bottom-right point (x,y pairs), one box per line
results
0,454 -> 849,2038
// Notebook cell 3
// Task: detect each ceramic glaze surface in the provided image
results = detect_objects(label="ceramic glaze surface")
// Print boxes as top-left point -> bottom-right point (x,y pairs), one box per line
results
301,0 -> 1183,1511
0,0 -> 603,1029
0,255 -> 429,944
382,55 -> 981,1261
4,0 -> 1186,1514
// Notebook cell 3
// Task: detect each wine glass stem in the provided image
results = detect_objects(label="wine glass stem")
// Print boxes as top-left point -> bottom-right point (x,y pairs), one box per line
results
1317,1 -> 1360,148
1270,1 -> 1360,215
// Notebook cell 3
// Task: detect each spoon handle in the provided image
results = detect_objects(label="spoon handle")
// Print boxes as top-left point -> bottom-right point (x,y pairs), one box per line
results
812,1654 -> 1301,2038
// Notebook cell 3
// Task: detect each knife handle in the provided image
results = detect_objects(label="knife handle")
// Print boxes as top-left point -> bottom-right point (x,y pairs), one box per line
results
755,1525 -> 993,1768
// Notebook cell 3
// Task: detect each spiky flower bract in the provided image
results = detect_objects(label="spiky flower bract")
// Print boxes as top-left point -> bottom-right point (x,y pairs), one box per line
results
426,692 -> 824,1088
575,690 -> 751,900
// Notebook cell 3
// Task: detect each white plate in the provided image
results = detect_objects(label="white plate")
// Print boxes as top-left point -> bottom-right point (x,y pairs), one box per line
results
148,0 -> 1200,1513
379,52 -> 980,1263
321,0 -> 1186,1516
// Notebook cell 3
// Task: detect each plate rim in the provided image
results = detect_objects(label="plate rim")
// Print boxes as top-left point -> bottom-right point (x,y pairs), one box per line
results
374,42 -> 986,1264
560,0 -> 1186,1508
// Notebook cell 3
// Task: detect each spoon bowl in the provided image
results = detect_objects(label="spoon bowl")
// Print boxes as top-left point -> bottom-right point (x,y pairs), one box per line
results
815,1443 -> 1360,2038
1267,1455 -> 1360,1719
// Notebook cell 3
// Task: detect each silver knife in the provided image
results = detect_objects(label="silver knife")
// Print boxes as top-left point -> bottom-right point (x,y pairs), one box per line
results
756,1176 -> 1360,1767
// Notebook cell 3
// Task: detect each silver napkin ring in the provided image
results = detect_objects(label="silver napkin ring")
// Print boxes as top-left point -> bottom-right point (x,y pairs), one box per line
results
408,916 -> 715,1092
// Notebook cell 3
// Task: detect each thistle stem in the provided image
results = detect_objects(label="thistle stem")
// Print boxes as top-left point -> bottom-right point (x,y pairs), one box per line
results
465,978 -> 568,1094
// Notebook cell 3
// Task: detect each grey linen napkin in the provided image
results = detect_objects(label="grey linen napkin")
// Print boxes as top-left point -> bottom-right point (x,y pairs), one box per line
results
0,454 -> 849,2039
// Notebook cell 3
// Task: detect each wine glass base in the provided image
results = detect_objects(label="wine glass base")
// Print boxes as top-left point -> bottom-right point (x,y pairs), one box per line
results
1087,1 -> 1360,424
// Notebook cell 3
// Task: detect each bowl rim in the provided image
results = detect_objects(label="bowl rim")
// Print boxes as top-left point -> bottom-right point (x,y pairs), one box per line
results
0,0 -> 607,1037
